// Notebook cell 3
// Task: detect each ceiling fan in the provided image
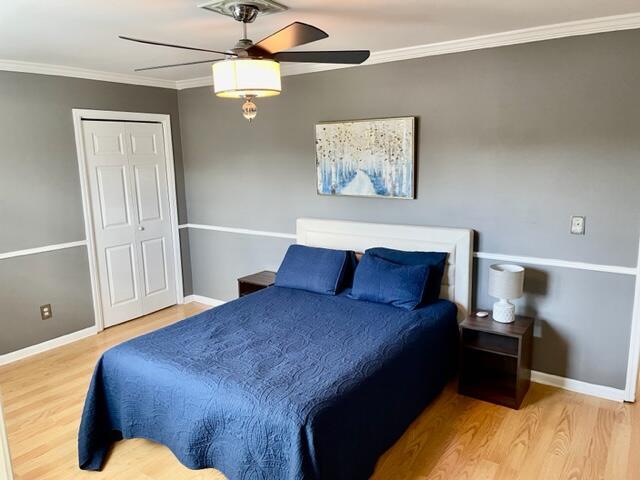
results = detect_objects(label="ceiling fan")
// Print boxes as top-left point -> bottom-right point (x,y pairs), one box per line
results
120,1 -> 370,121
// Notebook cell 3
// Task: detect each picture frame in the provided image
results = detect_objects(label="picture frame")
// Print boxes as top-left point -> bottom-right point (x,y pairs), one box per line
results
315,116 -> 415,199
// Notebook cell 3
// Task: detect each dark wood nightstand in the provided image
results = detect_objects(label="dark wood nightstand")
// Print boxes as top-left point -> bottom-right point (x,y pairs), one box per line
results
459,314 -> 534,409
237,271 -> 276,297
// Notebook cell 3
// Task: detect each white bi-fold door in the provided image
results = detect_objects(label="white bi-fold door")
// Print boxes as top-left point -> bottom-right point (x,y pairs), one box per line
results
82,120 -> 177,327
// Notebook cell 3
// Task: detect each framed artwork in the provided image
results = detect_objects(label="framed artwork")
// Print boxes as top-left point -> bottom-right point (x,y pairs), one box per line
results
315,117 -> 415,199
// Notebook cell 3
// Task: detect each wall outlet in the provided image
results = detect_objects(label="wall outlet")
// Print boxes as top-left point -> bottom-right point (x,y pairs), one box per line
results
40,304 -> 52,320
570,215 -> 585,235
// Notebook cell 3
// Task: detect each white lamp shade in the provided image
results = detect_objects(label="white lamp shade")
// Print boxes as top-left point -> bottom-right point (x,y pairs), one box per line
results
488,264 -> 524,300
212,59 -> 281,98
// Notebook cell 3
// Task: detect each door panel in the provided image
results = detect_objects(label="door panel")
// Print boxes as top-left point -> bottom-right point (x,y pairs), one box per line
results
130,131 -> 158,155
105,244 -> 139,305
141,237 -> 168,296
133,164 -> 162,222
96,166 -> 131,229
82,120 -> 177,327
92,132 -> 124,155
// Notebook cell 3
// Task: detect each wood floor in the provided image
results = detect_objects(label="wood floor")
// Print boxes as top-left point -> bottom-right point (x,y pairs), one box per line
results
1,304 -> 638,480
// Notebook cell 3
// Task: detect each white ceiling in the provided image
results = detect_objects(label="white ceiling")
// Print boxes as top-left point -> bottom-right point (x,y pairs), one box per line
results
1,0 -> 639,82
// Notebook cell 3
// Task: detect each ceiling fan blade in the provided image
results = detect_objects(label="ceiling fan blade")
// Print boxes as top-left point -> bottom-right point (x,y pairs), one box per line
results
119,35 -> 235,56
274,50 -> 370,64
134,58 -> 223,72
248,22 -> 328,56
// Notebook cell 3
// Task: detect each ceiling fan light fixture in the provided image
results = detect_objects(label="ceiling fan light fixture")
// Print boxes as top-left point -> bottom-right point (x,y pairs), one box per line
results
122,4 -> 369,121
212,58 -> 281,98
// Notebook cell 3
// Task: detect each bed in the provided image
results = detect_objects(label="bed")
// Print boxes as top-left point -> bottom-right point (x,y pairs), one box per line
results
79,219 -> 473,479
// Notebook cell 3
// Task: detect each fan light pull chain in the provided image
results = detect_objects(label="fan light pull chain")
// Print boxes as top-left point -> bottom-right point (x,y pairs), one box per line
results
242,96 -> 257,121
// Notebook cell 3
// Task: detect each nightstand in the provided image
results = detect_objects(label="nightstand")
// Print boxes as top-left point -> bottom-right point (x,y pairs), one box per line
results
237,270 -> 276,297
459,314 -> 533,409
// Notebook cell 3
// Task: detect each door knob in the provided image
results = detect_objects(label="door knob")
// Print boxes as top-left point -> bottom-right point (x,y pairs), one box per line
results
138,226 -> 145,231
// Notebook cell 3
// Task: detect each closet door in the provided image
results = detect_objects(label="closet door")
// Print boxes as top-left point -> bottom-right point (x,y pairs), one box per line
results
126,122 -> 176,316
82,120 -> 176,327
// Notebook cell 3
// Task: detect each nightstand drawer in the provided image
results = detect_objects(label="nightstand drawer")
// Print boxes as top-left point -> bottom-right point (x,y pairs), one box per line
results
239,281 -> 269,297
462,329 -> 518,357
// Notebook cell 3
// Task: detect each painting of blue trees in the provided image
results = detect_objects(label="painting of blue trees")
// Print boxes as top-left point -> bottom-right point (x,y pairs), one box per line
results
315,117 -> 415,199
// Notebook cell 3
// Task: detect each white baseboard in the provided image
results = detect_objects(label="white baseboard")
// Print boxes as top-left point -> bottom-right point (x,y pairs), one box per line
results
184,295 -> 226,307
0,326 -> 98,366
531,370 -> 625,402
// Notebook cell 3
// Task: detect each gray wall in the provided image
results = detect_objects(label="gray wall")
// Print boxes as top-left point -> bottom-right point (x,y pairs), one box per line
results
0,247 -> 94,353
0,71 -> 190,354
189,230 -> 292,301
474,258 -> 635,388
178,30 -> 640,389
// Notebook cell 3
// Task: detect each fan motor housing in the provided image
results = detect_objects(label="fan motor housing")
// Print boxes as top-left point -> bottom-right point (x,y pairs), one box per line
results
199,0 -> 288,21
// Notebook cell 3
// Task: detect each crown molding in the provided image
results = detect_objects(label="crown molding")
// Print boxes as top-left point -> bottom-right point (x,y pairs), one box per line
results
175,76 -> 213,90
0,59 -> 177,89
282,12 -> 640,77
2,12 -> 639,90
176,11 -> 640,90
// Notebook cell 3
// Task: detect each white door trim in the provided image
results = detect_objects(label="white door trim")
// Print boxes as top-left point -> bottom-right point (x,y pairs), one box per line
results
72,109 -> 184,332
624,236 -> 640,402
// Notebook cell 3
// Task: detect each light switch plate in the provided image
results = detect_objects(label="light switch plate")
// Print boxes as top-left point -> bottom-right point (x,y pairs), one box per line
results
40,304 -> 52,320
570,215 -> 586,235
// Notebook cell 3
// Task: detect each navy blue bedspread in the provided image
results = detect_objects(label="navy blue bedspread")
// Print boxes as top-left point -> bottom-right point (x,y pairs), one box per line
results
79,286 -> 458,479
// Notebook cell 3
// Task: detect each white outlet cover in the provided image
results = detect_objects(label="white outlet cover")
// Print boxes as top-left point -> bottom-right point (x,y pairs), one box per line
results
570,215 -> 586,235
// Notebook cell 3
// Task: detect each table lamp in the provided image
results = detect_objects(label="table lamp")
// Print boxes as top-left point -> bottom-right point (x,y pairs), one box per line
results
488,264 -> 525,323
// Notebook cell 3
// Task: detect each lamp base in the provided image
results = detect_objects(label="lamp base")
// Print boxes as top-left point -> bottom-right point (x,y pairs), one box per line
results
492,299 -> 515,323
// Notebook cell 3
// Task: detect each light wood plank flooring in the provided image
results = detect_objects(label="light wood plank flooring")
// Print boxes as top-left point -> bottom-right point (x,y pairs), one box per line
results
0,303 -> 638,479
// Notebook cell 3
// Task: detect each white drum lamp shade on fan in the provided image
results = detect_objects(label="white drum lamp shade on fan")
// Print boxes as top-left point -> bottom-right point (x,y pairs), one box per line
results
488,264 -> 525,323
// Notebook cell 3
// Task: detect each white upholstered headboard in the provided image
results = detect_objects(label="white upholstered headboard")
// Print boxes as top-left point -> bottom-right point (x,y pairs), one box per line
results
296,218 -> 474,321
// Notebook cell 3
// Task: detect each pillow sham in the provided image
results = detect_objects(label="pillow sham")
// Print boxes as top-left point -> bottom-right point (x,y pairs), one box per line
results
349,253 -> 429,310
275,244 -> 350,295
365,247 -> 447,305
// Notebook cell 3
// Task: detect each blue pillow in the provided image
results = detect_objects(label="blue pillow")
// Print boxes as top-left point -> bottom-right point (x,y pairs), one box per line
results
365,247 -> 447,305
275,245 -> 350,295
349,254 -> 429,310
